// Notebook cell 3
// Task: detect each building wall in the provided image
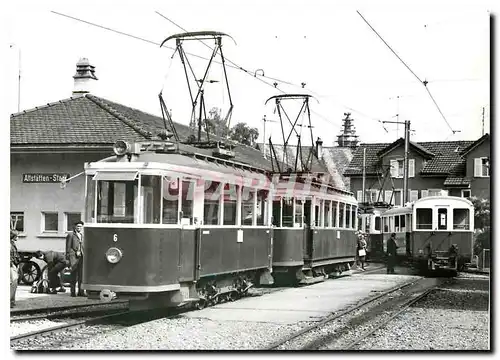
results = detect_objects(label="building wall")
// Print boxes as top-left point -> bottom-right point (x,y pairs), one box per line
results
350,175 -> 447,200
11,152 -> 109,252
350,145 -> 448,202
464,140 -> 491,201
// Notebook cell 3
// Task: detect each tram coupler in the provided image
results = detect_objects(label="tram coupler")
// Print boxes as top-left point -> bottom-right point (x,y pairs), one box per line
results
99,289 -> 117,302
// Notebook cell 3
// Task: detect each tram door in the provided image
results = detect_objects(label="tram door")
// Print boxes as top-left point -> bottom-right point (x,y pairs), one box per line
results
303,199 -> 313,260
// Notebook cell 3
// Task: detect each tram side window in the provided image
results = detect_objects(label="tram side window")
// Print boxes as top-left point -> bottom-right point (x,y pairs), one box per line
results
256,190 -> 269,226
323,200 -> 331,227
272,198 -> 281,227
314,199 -> 322,227
204,180 -> 222,225
163,177 -> 179,224
374,216 -> 381,231
437,208 -> 448,230
295,199 -> 304,227
141,175 -> 161,224
339,203 -> 345,228
181,180 -> 194,225
416,208 -> 432,229
85,176 -> 96,223
395,215 -> 400,232
383,217 -> 389,232
223,183 -> 238,225
96,180 -> 138,223
241,187 -> 255,226
345,204 -> 351,229
332,201 -> 338,227
282,197 -> 294,227
351,205 -> 357,229
400,214 -> 406,232
453,208 -> 470,230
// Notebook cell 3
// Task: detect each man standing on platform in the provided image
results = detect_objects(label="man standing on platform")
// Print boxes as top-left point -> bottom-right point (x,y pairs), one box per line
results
66,221 -> 85,297
10,230 -> 21,308
387,233 -> 398,274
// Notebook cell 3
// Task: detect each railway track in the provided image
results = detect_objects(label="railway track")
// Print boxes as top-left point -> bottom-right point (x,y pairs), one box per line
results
10,301 -> 128,317
11,308 -> 180,349
264,275 -> 438,350
343,286 -> 436,350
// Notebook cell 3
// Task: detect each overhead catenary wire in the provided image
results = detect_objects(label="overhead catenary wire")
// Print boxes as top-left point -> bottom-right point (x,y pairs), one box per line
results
356,10 -> 457,136
154,11 -> 345,129
51,10 -> 381,133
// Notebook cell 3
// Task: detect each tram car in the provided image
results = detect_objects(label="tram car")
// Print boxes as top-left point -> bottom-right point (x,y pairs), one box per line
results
271,177 -> 358,284
81,139 -> 359,308
358,207 -> 386,260
380,196 -> 474,274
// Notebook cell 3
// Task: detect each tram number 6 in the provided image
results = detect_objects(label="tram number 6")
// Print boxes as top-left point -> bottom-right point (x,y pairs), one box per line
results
113,234 -> 118,242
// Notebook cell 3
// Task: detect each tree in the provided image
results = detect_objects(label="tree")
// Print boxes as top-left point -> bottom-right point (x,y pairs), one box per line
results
204,107 -> 229,137
230,122 -> 259,146
469,196 -> 491,256
470,196 -> 490,229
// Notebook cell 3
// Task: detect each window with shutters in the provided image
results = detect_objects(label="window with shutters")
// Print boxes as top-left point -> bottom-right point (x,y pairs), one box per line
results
474,157 -> 489,177
428,189 -> 444,197
390,159 -> 415,178
393,189 -> 402,206
384,190 -> 393,205
461,189 -> 471,198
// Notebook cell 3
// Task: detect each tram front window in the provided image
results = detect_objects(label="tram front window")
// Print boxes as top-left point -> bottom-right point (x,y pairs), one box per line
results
96,179 -> 138,223
416,208 -> 432,229
453,208 -> 470,230
141,175 -> 161,224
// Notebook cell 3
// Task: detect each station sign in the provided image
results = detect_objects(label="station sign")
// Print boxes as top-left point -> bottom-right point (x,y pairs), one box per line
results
22,173 -> 71,183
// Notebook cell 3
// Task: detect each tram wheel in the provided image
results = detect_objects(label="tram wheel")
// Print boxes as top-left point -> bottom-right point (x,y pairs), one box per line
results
19,261 -> 41,285
195,299 -> 206,310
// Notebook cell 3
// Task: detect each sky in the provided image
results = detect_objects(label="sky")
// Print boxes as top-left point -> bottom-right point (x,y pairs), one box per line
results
2,0 -> 494,146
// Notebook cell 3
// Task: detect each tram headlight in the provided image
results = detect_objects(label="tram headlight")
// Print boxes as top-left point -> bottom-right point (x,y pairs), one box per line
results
105,247 -> 123,264
113,140 -> 130,156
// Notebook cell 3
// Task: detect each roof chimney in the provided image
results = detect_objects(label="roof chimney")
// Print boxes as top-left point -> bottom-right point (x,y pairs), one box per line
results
72,58 -> 98,97
316,137 -> 324,160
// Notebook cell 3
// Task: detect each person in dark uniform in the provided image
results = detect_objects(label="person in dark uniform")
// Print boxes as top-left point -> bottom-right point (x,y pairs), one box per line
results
10,230 -> 21,308
387,233 -> 398,274
357,233 -> 368,271
35,250 -> 68,294
66,221 -> 85,297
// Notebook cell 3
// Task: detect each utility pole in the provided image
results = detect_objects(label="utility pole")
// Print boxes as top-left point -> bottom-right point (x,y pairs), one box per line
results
10,44 -> 21,112
382,119 -> 411,204
261,115 -> 277,159
362,147 -> 366,204
482,107 -> 485,136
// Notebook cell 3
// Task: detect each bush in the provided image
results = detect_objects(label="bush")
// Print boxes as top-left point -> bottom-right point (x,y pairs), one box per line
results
474,228 -> 490,255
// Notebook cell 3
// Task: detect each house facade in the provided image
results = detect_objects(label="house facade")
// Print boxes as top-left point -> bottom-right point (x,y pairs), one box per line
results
343,135 -> 490,207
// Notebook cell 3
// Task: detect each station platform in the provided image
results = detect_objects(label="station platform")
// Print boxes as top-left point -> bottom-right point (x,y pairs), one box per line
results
10,285 -> 126,314
9,264 -> 385,314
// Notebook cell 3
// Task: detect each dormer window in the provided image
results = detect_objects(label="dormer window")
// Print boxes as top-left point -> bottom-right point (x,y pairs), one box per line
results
474,157 -> 489,177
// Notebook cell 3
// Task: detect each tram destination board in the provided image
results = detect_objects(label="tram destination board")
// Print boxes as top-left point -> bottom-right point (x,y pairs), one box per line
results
22,173 -> 70,183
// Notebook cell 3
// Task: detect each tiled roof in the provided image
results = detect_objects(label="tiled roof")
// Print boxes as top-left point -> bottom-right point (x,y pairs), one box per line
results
460,133 -> 490,156
443,176 -> 471,186
10,96 -> 145,145
377,138 -> 434,158
344,140 -> 475,176
10,94 -> 273,170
